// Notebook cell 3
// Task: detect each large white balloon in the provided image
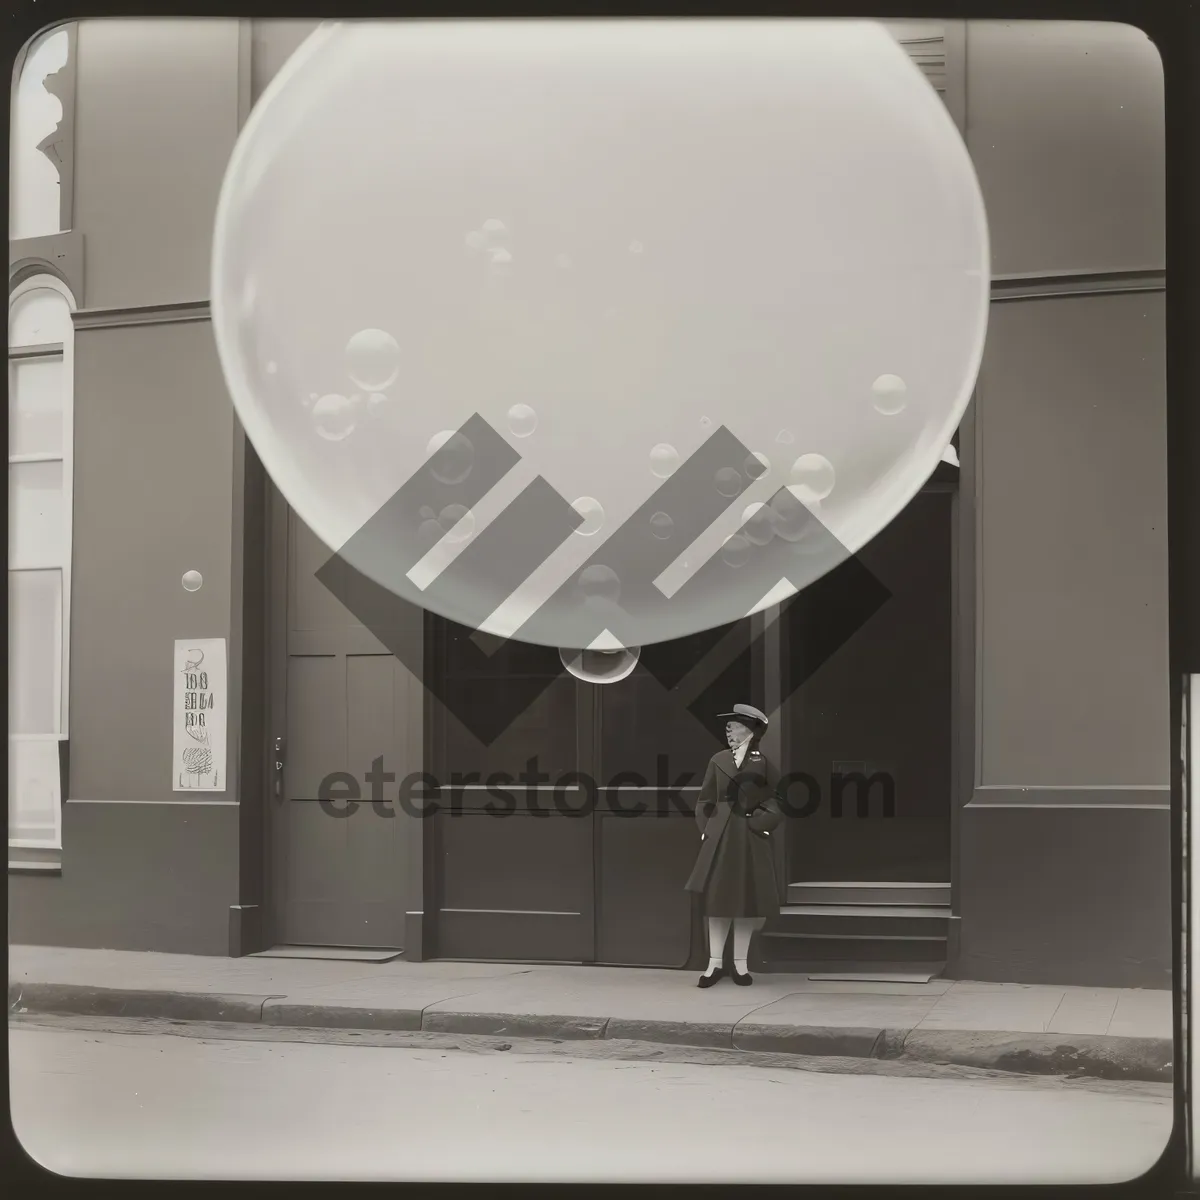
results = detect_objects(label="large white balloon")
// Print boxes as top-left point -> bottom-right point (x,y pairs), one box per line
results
212,19 -> 988,652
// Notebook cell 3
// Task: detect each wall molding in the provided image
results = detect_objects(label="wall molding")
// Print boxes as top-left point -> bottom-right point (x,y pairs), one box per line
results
57,270 -> 1163,334
66,796 -> 238,806
72,299 -> 211,331
990,269 -> 1165,302
967,785 -> 1170,809
9,842 -> 63,871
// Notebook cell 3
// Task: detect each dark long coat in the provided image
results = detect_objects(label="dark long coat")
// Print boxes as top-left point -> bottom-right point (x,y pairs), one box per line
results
684,745 -> 787,918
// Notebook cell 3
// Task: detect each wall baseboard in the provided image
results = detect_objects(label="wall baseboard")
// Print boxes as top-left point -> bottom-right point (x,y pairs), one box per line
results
967,785 -> 1170,810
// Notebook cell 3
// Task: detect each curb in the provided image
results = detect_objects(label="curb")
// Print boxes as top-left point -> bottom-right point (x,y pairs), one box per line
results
262,1000 -> 424,1032
7,982 -> 1173,1083
8,982 -> 272,1025
423,1011 -> 609,1040
733,1023 -> 887,1058
892,1028 -> 1174,1083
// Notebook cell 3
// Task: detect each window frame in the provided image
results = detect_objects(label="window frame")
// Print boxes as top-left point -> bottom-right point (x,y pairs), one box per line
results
9,272 -> 75,851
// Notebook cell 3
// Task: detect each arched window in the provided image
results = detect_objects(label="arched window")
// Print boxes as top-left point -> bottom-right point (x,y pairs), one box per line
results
9,275 -> 75,851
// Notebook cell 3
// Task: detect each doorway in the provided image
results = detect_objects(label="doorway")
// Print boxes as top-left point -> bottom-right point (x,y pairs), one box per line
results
425,616 -> 759,966
780,486 -> 955,891
262,490 -> 418,951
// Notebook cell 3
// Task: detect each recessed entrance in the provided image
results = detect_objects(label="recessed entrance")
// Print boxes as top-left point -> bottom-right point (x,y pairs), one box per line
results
766,482 -> 955,971
264,471 -> 957,971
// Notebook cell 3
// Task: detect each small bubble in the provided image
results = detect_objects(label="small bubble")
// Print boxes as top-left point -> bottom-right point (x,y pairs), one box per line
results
482,218 -> 510,246
181,570 -> 203,593
715,467 -> 743,498
576,565 -> 621,606
465,230 -> 486,251
744,452 -> 770,481
700,416 -> 712,430
312,394 -> 358,442
345,329 -> 401,392
649,512 -> 674,540
367,393 -> 388,414
419,506 -> 436,520
771,493 -> 822,544
426,430 -> 475,485
721,535 -> 751,568
507,403 -> 538,438
629,241 -> 644,255
489,247 -> 513,267
560,646 -> 640,685
789,454 -> 836,503
742,502 -> 774,546
266,361 -> 278,376
571,497 -> 605,537
775,429 -> 794,445
439,504 -> 476,544
871,374 -> 908,416
649,443 -> 680,479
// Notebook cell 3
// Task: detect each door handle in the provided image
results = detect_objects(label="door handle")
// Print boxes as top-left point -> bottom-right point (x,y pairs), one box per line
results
273,736 -> 286,798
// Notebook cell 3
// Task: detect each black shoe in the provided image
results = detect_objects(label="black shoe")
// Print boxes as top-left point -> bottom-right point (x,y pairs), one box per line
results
697,968 -> 726,988
731,968 -> 754,986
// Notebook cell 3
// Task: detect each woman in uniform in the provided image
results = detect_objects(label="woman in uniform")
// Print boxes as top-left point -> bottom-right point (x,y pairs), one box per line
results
684,703 -> 786,987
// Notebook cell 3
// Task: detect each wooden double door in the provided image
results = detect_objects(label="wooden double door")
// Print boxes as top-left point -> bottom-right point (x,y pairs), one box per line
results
424,618 -> 758,966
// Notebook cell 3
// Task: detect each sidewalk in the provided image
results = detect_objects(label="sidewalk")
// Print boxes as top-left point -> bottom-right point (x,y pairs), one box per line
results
8,944 -> 1174,1083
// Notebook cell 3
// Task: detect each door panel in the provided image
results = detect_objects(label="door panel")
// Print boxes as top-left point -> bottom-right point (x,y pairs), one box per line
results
595,810 -> 696,967
435,812 -> 594,962
426,613 -> 593,961
783,490 -> 953,884
269,503 -> 412,949
433,621 -> 581,782
598,674 -> 718,786
279,798 -> 407,946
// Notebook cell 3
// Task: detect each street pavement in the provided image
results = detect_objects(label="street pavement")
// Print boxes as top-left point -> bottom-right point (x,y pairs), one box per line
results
10,1014 -> 1173,1184
9,945 -> 1175,1082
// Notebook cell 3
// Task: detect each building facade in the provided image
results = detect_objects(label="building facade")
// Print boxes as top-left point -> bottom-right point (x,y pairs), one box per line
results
8,19 -> 1171,988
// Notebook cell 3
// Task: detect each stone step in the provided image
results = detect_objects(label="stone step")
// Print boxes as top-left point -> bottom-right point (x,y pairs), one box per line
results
786,881 -> 950,907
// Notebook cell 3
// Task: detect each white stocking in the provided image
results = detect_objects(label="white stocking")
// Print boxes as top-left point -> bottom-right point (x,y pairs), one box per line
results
732,918 -> 758,974
705,916 -> 732,974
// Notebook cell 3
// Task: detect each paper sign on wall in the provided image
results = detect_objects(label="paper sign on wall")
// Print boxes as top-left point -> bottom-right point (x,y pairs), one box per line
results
172,638 -> 228,792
